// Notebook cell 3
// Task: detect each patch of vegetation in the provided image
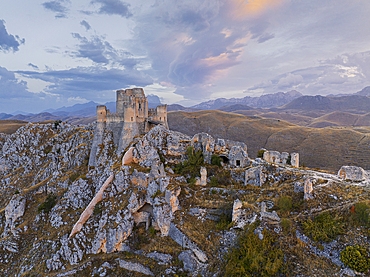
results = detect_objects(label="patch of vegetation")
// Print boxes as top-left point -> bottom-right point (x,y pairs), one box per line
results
276,196 -> 292,215
211,154 -> 222,167
286,155 -> 291,165
174,146 -> 204,180
69,172 -> 80,183
38,194 -> 57,213
225,226 -> 288,276
215,212 -> 232,230
14,190 -> 20,195
353,202 -> 370,226
281,218 -> 292,234
53,120 -> 62,130
302,212 -> 345,242
340,245 -> 370,273
93,202 -> 102,215
149,226 -> 157,237
152,189 -> 161,198
257,149 -> 265,158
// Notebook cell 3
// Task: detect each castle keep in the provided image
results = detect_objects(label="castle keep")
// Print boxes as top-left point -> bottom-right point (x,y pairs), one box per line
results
89,88 -> 168,166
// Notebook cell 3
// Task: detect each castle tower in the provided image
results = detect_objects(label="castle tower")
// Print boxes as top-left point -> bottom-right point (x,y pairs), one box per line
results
89,87 -> 168,165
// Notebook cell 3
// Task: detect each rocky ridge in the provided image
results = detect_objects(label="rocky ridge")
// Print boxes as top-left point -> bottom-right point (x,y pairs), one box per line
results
0,122 -> 369,276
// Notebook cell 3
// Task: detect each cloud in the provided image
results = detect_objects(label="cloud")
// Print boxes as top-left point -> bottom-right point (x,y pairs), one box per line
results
42,0 -> 70,18
90,0 -> 132,18
70,33 -> 139,69
0,20 -> 25,52
0,66 -> 33,99
28,63 -> 39,69
248,51 -> 370,95
17,66 -> 153,100
80,20 -> 91,31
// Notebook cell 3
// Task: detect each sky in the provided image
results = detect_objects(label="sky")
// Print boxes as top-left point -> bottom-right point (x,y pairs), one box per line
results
1,0 -> 370,113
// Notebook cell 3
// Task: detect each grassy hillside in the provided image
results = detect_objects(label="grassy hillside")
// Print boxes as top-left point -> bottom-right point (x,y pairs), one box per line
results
168,110 -> 370,172
0,120 -> 28,134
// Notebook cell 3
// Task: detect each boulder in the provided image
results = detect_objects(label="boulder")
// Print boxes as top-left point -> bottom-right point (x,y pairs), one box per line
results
195,167 -> 207,186
291,153 -> 299,167
5,195 -> 26,229
338,166 -> 367,181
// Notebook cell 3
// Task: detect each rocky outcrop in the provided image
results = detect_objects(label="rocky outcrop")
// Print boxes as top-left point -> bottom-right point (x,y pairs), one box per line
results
69,174 -> 114,238
304,178 -> 313,200
338,165 -> 368,181
4,195 -> 26,230
260,202 -> 280,222
245,166 -> 266,186
116,258 -> 154,276
122,147 -> 135,165
195,167 -> 207,186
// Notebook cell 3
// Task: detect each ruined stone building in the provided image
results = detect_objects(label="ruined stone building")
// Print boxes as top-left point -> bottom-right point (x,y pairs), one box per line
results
89,88 -> 168,166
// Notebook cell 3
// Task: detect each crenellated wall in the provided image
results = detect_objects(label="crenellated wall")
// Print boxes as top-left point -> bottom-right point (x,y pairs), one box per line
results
89,88 -> 168,165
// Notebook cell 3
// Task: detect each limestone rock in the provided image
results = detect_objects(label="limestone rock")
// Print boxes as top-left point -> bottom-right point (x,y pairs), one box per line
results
260,202 -> 280,222
195,167 -> 207,186
116,259 -> 154,276
168,223 -> 208,263
338,166 -> 367,181
146,251 -> 172,265
245,167 -> 266,186
179,250 -> 199,272
122,147 -> 134,165
232,199 -> 243,222
69,174 -> 114,238
304,178 -> 313,200
5,195 -> 26,228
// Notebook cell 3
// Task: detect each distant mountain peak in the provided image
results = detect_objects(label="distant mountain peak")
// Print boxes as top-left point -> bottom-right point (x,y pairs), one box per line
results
192,90 -> 303,110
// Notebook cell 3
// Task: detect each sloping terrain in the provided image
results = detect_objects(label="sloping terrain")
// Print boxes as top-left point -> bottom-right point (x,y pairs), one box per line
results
168,110 -> 370,171
0,123 -> 369,276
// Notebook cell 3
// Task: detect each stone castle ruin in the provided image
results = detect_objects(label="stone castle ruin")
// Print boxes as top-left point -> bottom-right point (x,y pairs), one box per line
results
89,88 -> 168,166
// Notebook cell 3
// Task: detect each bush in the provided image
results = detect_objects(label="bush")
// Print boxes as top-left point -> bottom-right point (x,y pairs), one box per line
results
93,203 -> 102,215
354,202 -> 370,226
276,196 -> 292,214
211,155 -> 222,167
340,245 -> 370,273
286,155 -> 291,165
281,218 -> 291,233
257,149 -> 265,158
302,212 -> 344,242
215,212 -> 232,230
225,226 -> 287,276
38,194 -> 57,213
174,147 -> 204,180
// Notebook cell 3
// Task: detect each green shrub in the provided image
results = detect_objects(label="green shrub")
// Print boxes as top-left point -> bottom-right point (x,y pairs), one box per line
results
93,203 -> 102,215
38,194 -> 57,213
174,147 -> 204,180
210,176 -> 218,187
257,149 -> 265,158
69,173 -> 80,183
340,245 -> 370,273
225,226 -> 287,276
281,218 -> 291,233
276,196 -> 292,214
211,155 -> 222,167
149,226 -> 157,237
14,190 -> 20,195
354,202 -> 370,226
302,212 -> 344,242
215,212 -> 232,230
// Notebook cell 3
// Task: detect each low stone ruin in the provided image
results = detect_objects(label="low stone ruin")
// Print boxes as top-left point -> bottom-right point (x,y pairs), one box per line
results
245,166 -> 266,186
338,165 -> 368,181
304,178 -> 313,200
263,150 -> 299,167
195,167 -> 207,186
